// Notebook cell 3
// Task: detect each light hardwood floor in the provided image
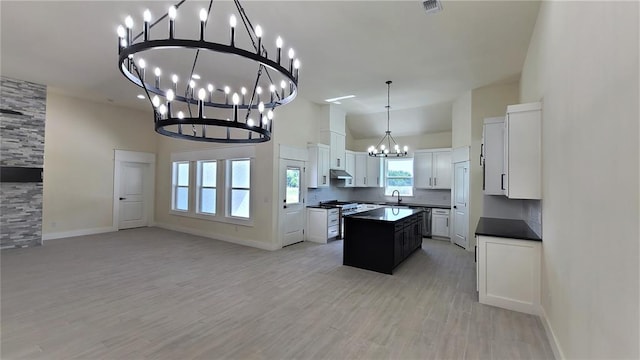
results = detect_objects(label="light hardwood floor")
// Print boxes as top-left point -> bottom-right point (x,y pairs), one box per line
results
1,228 -> 554,359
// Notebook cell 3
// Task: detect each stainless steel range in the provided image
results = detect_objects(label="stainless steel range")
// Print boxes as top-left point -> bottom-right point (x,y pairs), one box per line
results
319,200 -> 359,238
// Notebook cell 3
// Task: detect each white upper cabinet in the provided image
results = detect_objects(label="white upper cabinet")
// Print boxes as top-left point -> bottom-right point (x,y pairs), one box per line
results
319,104 -> 346,170
341,150 -> 356,187
307,144 -> 330,188
503,102 -> 542,199
482,117 -> 505,195
354,152 -> 368,187
366,156 -> 383,188
414,148 -> 452,189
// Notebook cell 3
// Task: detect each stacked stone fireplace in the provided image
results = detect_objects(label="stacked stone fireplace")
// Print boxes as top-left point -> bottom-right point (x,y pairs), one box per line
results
1,77 -> 47,249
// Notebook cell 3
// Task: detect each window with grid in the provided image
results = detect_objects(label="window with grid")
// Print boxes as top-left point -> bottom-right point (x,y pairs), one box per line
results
197,160 -> 217,215
385,158 -> 414,196
229,159 -> 251,218
172,161 -> 190,211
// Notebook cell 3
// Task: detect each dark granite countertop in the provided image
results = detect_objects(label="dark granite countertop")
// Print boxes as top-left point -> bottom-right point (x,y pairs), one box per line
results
345,207 -> 423,222
475,217 -> 541,241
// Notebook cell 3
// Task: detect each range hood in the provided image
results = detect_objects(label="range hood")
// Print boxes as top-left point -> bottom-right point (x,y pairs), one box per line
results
330,169 -> 353,179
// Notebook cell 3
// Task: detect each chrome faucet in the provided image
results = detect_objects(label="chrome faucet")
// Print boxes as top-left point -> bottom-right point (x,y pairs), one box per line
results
392,190 -> 402,204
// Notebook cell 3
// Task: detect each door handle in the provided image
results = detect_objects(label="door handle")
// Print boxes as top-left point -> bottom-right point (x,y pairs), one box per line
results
501,174 -> 505,190
434,178 -> 437,186
429,177 -> 432,186
446,218 -> 448,227
453,205 -> 457,209
119,197 -> 126,200
323,175 -> 327,184
480,144 -> 483,165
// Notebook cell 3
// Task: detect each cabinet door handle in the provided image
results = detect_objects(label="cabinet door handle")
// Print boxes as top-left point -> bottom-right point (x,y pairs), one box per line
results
337,158 -> 340,167
364,177 -> 367,185
429,177 -> 432,186
480,144 -> 484,165
434,178 -> 437,187
501,174 -> 505,190
377,177 -> 379,185
446,218 -> 448,227
323,175 -> 327,184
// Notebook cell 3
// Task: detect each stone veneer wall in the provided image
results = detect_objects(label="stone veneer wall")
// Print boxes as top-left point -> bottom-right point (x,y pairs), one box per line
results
1,77 -> 47,249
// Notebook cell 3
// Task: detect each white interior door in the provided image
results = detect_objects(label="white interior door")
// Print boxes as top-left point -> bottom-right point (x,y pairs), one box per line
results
452,161 -> 469,249
280,159 -> 305,247
118,162 -> 148,229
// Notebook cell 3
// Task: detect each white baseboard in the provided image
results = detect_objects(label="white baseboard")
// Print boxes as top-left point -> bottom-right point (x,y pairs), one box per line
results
154,222 -> 279,251
540,305 -> 564,360
42,226 -> 116,241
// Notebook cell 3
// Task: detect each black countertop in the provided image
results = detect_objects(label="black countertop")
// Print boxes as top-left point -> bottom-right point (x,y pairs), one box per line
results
345,207 -> 423,222
475,217 -> 542,241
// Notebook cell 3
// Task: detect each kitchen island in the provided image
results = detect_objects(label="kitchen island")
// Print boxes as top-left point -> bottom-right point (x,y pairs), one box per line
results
343,207 -> 423,274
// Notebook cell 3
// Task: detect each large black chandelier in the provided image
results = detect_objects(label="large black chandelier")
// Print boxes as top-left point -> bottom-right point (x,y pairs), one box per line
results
116,0 -> 300,143
368,81 -> 408,157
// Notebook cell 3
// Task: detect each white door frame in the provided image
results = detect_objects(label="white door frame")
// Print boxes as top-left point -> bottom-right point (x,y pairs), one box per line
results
113,150 -> 156,230
452,161 -> 470,250
277,145 -> 308,248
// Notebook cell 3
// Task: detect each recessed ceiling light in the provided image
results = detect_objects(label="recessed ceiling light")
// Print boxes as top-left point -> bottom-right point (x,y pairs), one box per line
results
137,94 -> 145,99
191,74 -> 201,80
325,95 -> 355,103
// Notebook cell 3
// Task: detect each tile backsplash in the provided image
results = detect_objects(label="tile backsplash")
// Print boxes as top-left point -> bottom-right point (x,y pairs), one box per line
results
307,181 -> 451,207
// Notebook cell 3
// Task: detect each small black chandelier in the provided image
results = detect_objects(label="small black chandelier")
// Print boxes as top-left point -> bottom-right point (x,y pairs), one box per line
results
116,0 -> 300,143
368,81 -> 408,157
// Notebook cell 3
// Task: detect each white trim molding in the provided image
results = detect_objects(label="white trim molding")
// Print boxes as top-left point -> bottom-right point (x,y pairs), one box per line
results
42,226 -> 116,241
540,306 -> 565,360
154,223 -> 278,251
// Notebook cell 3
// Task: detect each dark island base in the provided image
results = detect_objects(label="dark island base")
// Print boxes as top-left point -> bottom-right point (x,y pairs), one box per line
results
343,209 -> 423,275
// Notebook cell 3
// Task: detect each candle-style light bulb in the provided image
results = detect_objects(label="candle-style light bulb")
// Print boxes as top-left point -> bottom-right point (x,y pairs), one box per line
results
247,118 -> 254,127
199,8 -> 208,22
166,89 -> 175,102
125,16 -> 134,29
255,86 -> 262,103
177,111 -> 184,119
117,25 -> 126,38
152,95 -> 160,107
143,9 -> 151,41
158,104 -> 167,115
384,149 -> 389,155
189,80 -> 196,88
293,59 -> 301,80
240,87 -> 247,105
120,38 -> 127,48
171,74 -> 178,84
258,102 -> 265,114
255,25 -> 263,54
267,109 -> 274,120
229,14 -> 237,46
403,145 -> 409,152
262,115 -> 268,126
137,59 -> 146,81
275,36 -> 284,64
269,84 -> 276,102
288,48 -> 295,72
154,67 -> 161,87
199,9 -> 207,40
224,86 -> 230,104
380,144 -> 385,150
168,6 -> 177,38
198,88 -> 206,117
280,80 -> 287,98
232,92 -> 240,122
206,84 -> 214,102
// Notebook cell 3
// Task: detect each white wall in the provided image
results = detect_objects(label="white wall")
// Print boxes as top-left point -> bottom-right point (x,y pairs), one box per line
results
42,90 -> 157,237
451,91 -> 471,148
520,1 -> 639,358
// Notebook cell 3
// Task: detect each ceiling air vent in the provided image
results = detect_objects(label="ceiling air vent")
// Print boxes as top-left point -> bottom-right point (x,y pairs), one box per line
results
422,0 -> 443,14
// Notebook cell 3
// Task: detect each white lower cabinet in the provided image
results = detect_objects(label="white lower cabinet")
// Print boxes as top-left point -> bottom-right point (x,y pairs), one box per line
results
476,235 -> 541,315
432,209 -> 450,238
306,208 -> 339,243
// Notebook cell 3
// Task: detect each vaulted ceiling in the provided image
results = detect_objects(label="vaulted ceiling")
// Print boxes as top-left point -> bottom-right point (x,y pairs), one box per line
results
0,1 -> 539,139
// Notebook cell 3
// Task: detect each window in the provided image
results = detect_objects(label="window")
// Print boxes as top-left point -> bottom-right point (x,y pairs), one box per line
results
385,158 -> 414,196
197,160 -> 217,215
172,161 -> 190,211
229,159 -> 250,218
286,167 -> 301,204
